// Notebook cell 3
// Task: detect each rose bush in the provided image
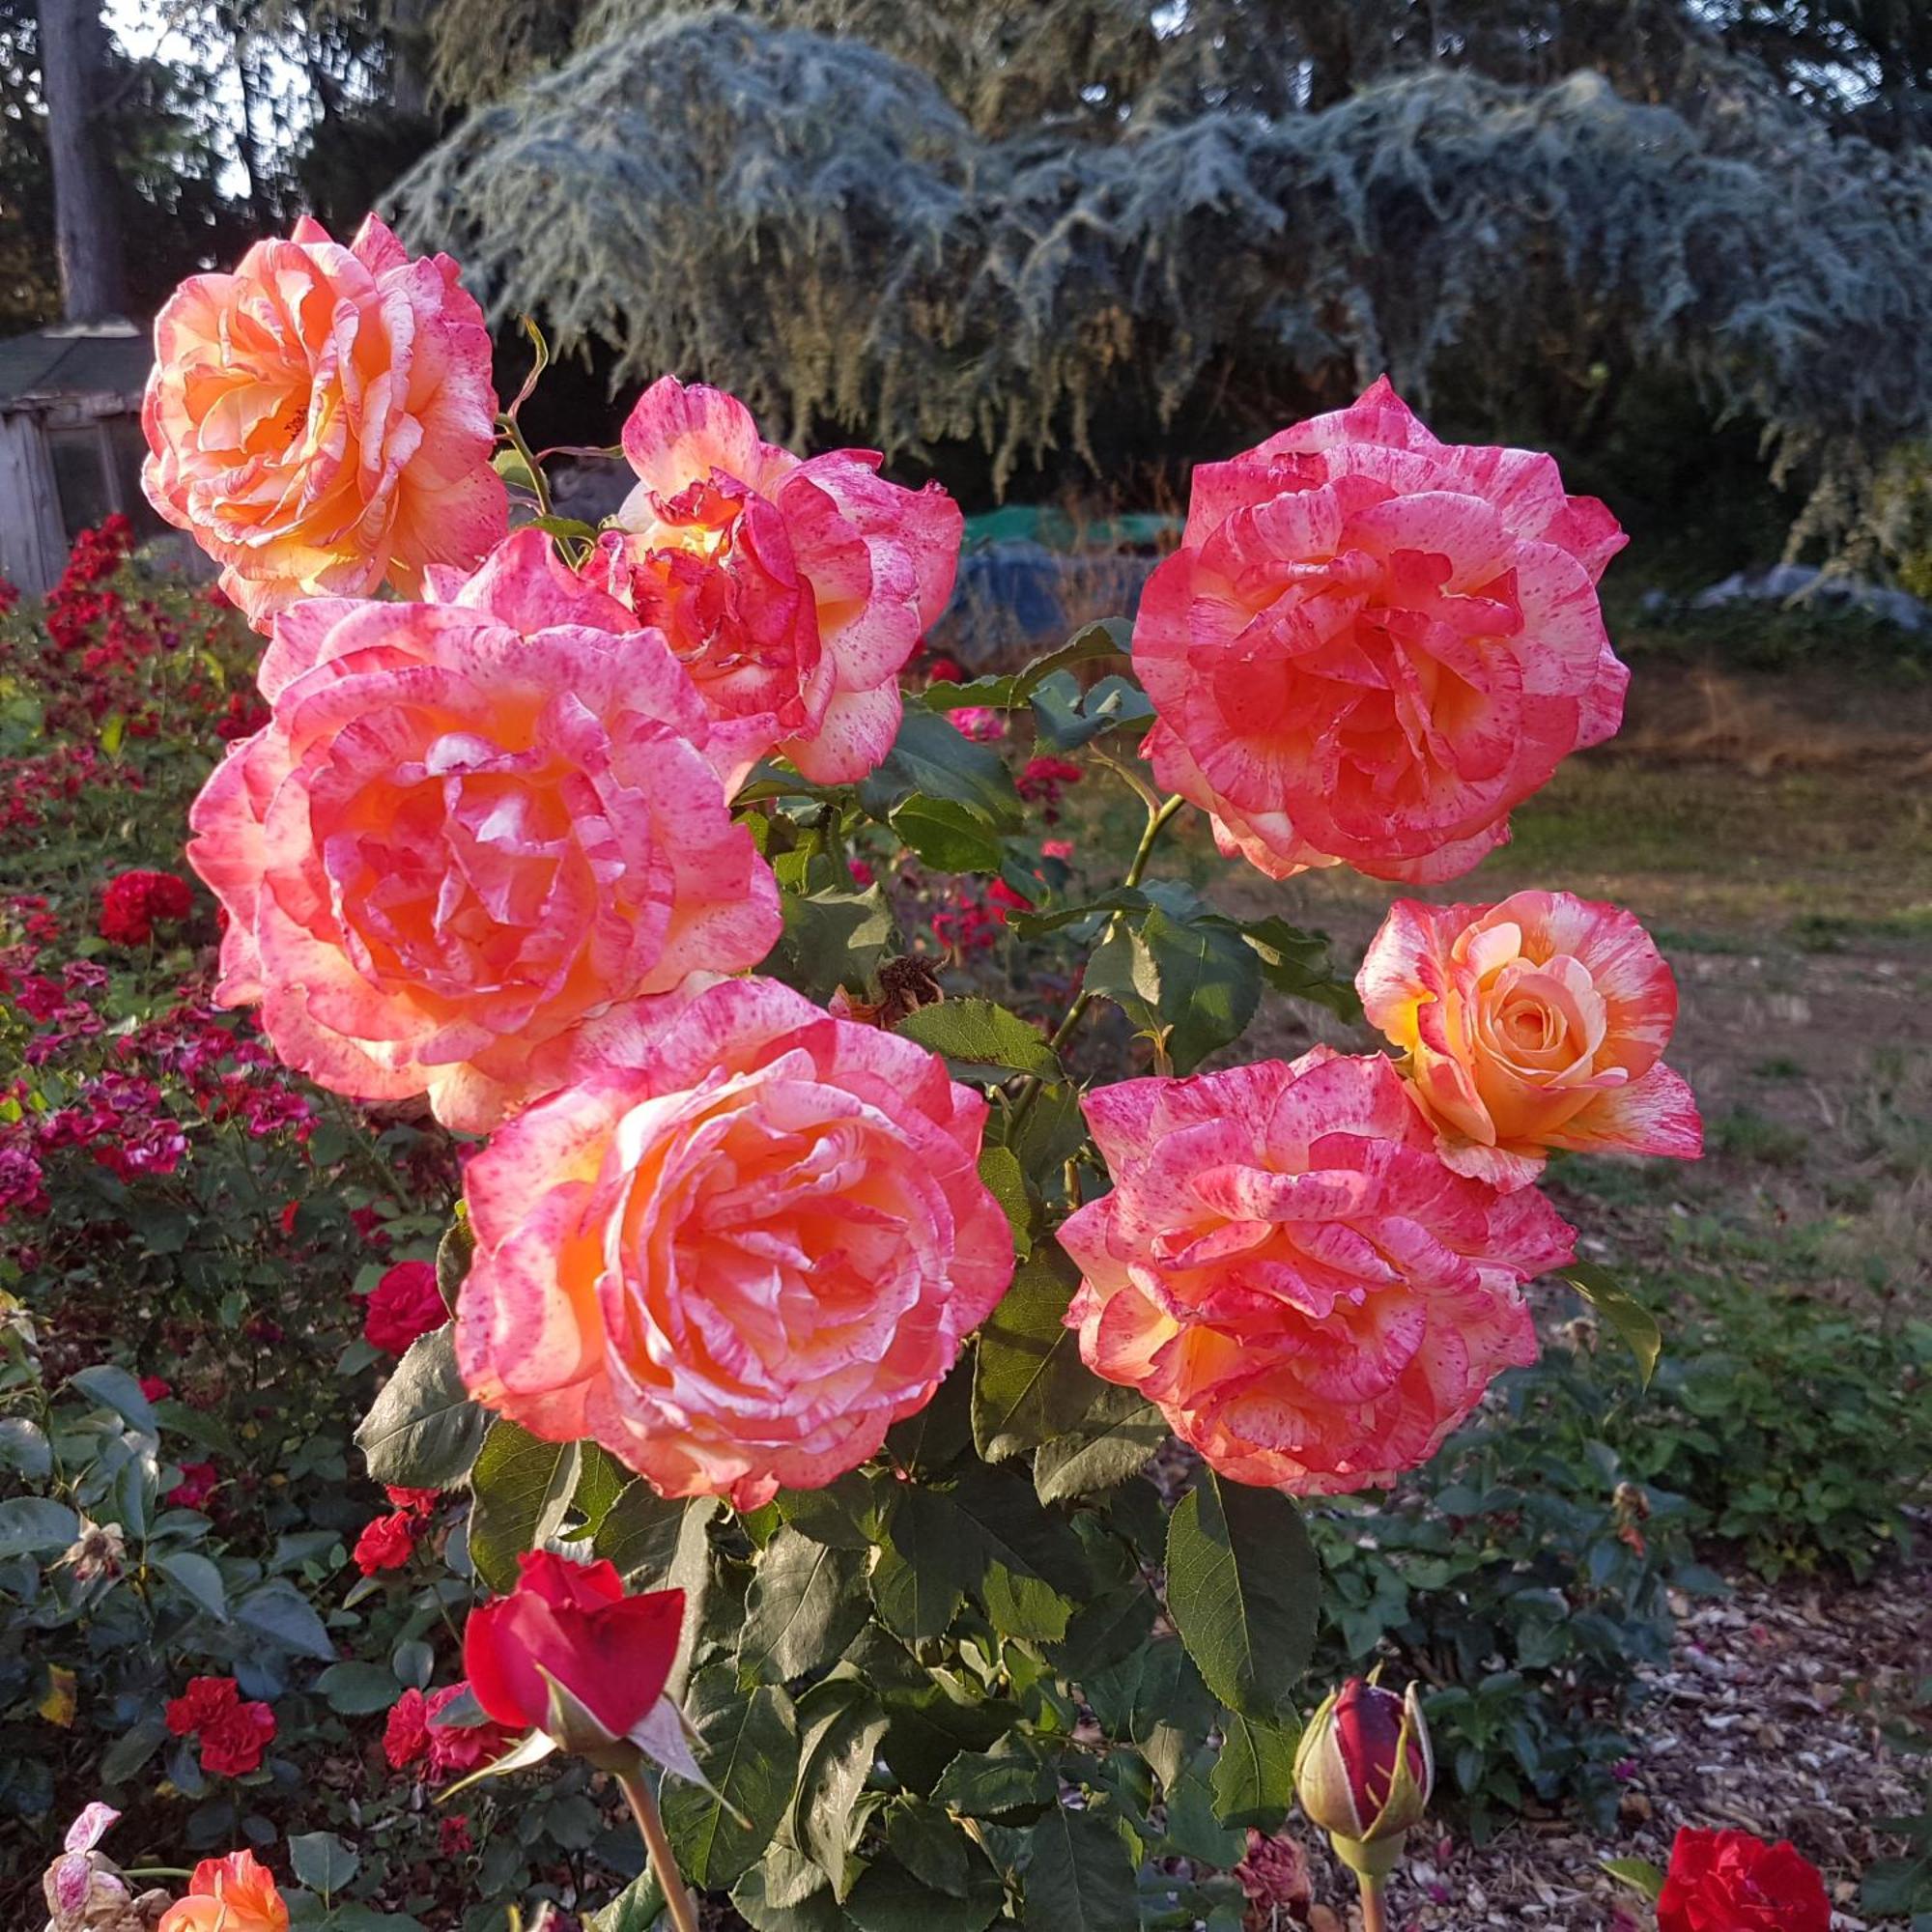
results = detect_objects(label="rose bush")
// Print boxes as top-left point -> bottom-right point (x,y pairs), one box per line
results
3,209 -> 1786,1931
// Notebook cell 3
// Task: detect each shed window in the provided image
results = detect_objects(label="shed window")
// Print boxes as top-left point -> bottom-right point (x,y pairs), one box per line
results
44,418 -> 168,545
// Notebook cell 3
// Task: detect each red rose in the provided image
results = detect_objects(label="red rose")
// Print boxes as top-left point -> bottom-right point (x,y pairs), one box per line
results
1658,1829 -> 1830,1932
199,1697 -> 276,1776
423,1684 -> 513,1780
139,1376 -> 173,1404
363,1261 -> 445,1355
439,1815 -> 474,1859
384,1688 -> 431,1771
165,1462 -> 219,1510
166,1675 -> 239,1737
464,1550 -> 684,1750
99,869 -> 193,947
384,1486 -> 440,1517
353,1511 -> 418,1577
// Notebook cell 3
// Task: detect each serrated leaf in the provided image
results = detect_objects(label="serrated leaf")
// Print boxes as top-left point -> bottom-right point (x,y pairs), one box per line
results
1087,904 -> 1262,1073
740,1529 -> 872,1687
289,1832 -> 359,1896
733,1856 -> 852,1931
0,1417 -> 51,1481
895,999 -> 1059,1080
946,1466 -> 1086,1643
858,709 -> 1023,830
156,1549 -> 227,1620
1028,668 -> 1154,751
930,1734 -> 1057,1821
970,1253 -> 1095,1462
354,1327 -> 487,1489
99,1715 -> 169,1784
890,796 -> 1005,873
1236,915 -> 1361,1022
237,1578 -> 336,1662
1210,1712 -> 1299,1830
869,1488 -> 977,1642
468,1421 -> 581,1592
661,1673 -> 798,1890
68,1365 -> 158,1436
774,1473 -> 881,1550
318,1662 -> 406,1716
771,885 -> 896,1003
1563,1264 -> 1663,1386
1165,1474 -> 1319,1723
975,1145 -> 1032,1260
1033,1384 -> 1168,1504
844,1851 -> 1005,1932
0,1496 -> 79,1559
434,1215 -> 473,1312
584,1873 -> 666,1932
1022,1804 -> 1136,1931
572,1444 -> 631,1535
790,1677 -> 890,1888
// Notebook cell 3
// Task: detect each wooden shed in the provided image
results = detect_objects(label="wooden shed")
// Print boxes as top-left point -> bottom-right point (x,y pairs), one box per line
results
0,318 -> 165,596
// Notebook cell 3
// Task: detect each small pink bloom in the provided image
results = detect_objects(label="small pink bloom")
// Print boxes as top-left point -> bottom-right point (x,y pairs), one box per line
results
1359,891 -> 1702,1188
142,214 -> 507,633
186,528 -> 781,1131
1056,1047 -> 1575,1492
1136,379 -> 1628,882
364,1260 -> 446,1355
598,376 -> 961,783
952,705 -> 1005,742
456,976 -> 1014,1510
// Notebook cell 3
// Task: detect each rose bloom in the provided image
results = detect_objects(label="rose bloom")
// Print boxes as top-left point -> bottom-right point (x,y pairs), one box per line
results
142,213 -> 506,633
1359,891 -> 1703,1189
187,527 -> 781,1131
156,1851 -> 288,1932
1135,379 -> 1628,883
456,976 -> 1013,1509
466,1550 -> 684,1748
1657,1828 -> 1830,1932
353,1510 -> 418,1577
597,376 -> 961,783
364,1259 -> 446,1354
1056,1046 -> 1575,1493
99,869 -> 193,947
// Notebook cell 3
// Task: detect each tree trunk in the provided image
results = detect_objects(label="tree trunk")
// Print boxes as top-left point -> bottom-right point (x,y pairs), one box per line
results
36,0 -> 127,322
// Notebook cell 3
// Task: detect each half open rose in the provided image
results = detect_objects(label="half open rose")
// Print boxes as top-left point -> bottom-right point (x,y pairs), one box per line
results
1135,379 -> 1628,883
597,376 -> 961,783
456,976 -> 1013,1508
143,214 -> 506,633
1359,891 -> 1702,1188
187,528 -> 780,1131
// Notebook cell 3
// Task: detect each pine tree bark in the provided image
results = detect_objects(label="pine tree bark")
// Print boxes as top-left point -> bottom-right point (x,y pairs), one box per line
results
36,0 -> 128,322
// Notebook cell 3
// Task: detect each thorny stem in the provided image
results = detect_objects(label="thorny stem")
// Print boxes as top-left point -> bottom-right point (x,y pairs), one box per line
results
617,1768 -> 701,1932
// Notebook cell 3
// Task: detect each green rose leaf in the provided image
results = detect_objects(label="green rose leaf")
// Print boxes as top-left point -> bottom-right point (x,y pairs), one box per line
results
790,1676 -> 890,1889
1086,903 -> 1262,1073
971,1251 -> 1097,1462
662,1671 -> 799,1890
895,998 -> 1060,1081
1032,1383 -> 1168,1504
1210,1711 -> 1300,1830
354,1326 -> 488,1490
740,1528 -> 873,1687
1021,1804 -> 1137,1932
858,708 -> 1023,829
468,1420 -> 582,1592
1165,1474 -> 1320,1723
1563,1263 -> 1664,1386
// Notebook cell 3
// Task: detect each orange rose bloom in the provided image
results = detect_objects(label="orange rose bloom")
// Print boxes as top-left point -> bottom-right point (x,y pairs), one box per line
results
1359,891 -> 1703,1189
142,213 -> 507,634
157,1851 -> 288,1932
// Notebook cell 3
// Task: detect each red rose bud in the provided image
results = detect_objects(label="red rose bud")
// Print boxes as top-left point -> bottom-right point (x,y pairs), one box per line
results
464,1550 -> 684,1769
1293,1679 -> 1433,1877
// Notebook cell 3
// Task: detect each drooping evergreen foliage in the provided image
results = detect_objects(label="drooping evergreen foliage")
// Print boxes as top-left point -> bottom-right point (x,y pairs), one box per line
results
396,2 -> 1932,534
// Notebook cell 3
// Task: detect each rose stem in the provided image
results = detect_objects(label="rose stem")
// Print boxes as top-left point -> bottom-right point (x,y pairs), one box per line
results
616,1768 -> 701,1932
1359,1872 -> 1393,1932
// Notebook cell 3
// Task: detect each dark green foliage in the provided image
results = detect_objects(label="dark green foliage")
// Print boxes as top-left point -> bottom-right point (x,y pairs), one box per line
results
398,5 -> 1932,543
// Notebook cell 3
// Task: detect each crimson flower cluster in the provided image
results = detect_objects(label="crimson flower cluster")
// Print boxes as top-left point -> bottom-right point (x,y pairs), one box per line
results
164,1675 -> 276,1777
383,1683 -> 516,1784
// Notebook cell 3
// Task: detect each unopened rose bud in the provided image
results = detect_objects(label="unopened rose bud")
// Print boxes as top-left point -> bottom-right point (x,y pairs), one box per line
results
1293,1679 -> 1434,1881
